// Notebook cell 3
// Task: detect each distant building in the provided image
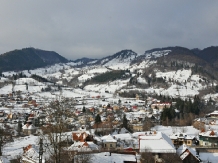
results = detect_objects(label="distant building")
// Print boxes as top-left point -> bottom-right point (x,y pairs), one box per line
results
170,132 -> 194,147
21,144 -> 45,163
22,120 -> 36,135
139,131 -> 176,163
72,127 -> 93,143
177,144 -> 201,163
206,110 -> 218,119
139,131 -> 176,153
101,134 -> 117,149
67,141 -> 99,152
199,130 -> 218,147
151,102 -> 171,110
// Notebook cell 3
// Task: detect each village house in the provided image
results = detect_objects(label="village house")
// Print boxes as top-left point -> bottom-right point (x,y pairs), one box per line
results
199,130 -> 218,147
151,102 -> 171,110
72,127 -> 93,142
101,134 -> 117,149
67,141 -> 99,152
139,131 -> 176,153
206,110 -> 218,119
139,131 -> 176,163
177,144 -> 201,163
21,144 -> 45,163
170,132 -> 194,147
22,120 -> 36,135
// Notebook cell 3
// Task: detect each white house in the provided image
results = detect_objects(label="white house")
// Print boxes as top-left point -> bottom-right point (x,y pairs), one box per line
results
139,131 -> 176,153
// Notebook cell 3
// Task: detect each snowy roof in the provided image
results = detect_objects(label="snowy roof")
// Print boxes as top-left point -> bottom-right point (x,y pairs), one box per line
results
176,144 -> 199,161
207,110 -> 218,115
22,124 -> 36,130
22,144 -> 45,163
199,130 -> 218,137
101,134 -> 117,143
67,142 -> 95,152
90,152 -> 136,163
132,132 -> 146,138
139,131 -> 176,153
113,133 -> 133,141
170,132 -> 193,140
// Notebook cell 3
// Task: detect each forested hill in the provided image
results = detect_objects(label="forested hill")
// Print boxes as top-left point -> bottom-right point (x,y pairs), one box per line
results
0,48 -> 68,72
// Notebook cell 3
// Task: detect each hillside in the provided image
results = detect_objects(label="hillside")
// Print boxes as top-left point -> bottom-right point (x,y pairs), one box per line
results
1,45 -> 218,100
0,48 -> 68,72
196,46 -> 218,69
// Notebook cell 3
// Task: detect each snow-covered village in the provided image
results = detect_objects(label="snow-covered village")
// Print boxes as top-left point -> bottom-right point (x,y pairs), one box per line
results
0,47 -> 218,163
1,1 -> 218,163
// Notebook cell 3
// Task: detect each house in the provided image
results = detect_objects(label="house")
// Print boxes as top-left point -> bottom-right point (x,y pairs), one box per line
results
22,120 -> 36,135
72,128 -> 93,143
176,144 -> 201,163
151,102 -> 171,110
139,131 -> 176,163
139,131 -> 176,153
170,132 -> 194,147
67,141 -> 99,152
206,110 -> 218,118
73,152 -> 137,163
199,130 -> 218,147
113,133 -> 136,149
21,144 -> 45,163
101,134 -> 117,149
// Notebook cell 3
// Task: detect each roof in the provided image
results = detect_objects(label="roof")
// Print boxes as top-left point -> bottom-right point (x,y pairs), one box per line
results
207,110 -> 218,115
139,131 -> 176,153
176,144 -> 200,161
89,152 -> 136,163
22,144 -> 45,163
68,141 -> 99,151
170,132 -> 194,140
199,130 -> 218,137
113,133 -> 133,141
101,134 -> 117,143
22,124 -> 36,130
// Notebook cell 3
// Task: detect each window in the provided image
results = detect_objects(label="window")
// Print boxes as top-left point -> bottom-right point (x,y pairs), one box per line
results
110,144 -> 112,147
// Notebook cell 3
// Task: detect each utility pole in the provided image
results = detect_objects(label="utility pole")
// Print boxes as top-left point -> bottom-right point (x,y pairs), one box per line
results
39,138 -> 43,163
0,135 -> 2,156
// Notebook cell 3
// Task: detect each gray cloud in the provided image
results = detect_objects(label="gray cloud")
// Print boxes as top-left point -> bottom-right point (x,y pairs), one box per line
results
0,1 -> 217,60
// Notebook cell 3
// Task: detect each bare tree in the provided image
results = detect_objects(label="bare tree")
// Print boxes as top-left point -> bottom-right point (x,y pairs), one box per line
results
161,153 -> 182,163
74,152 -> 93,163
143,118 -> 154,131
40,100 -> 74,163
140,151 -> 155,163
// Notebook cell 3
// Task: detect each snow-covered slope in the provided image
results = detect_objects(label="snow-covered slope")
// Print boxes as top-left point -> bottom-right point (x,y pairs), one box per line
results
97,50 -> 139,70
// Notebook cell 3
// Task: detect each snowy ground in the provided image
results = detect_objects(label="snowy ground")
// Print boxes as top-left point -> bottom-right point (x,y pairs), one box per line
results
3,135 -> 39,160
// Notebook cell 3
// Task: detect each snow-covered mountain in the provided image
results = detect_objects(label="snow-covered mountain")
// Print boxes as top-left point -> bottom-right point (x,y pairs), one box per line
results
1,46 -> 218,102
93,50 -> 138,70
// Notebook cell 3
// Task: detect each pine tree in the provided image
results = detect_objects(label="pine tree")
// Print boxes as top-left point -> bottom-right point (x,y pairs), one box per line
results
123,114 -> 128,129
95,114 -> 101,124
82,106 -> 86,113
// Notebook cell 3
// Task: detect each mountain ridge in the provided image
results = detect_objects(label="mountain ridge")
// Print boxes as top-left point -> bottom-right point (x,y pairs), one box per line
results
0,47 -> 68,72
1,46 -> 218,75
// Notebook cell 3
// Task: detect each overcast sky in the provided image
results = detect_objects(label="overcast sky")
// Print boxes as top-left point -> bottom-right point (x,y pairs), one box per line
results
0,1 -> 218,60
